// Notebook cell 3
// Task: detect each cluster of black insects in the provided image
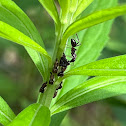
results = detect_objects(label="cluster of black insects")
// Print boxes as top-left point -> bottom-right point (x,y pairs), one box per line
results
39,34 -> 80,98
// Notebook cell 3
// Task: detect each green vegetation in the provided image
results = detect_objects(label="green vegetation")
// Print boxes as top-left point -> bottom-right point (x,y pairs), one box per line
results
0,0 -> 126,125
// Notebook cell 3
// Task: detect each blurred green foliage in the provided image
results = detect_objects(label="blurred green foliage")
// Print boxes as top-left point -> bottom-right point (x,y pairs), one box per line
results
0,0 -> 126,126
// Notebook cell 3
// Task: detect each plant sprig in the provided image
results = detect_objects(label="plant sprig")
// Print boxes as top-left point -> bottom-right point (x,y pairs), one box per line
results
1,0 -> 126,126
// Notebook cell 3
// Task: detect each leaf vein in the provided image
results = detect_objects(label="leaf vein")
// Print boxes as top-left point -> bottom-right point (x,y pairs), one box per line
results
0,110 -> 12,122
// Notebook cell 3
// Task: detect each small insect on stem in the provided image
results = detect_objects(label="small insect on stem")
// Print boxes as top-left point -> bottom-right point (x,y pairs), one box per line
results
71,47 -> 77,56
58,53 -> 70,77
70,53 -> 76,62
59,53 -> 70,67
71,34 -> 80,47
56,81 -> 62,90
69,34 -> 80,63
52,59 -> 59,73
57,71 -> 64,77
53,90 -> 58,98
49,72 -> 54,84
57,66 -> 67,76
39,82 -> 47,93
53,82 -> 63,98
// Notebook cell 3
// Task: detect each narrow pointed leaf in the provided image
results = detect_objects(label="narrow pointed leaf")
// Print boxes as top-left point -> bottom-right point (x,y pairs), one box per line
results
39,0 -> 59,25
0,21 -> 51,64
0,0 -> 48,80
51,76 -> 126,115
0,96 -> 16,125
64,55 -> 126,77
60,5 -> 126,49
72,0 -> 94,20
8,103 -> 50,126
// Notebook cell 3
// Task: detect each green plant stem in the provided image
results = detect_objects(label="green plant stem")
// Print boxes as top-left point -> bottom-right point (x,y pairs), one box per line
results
37,77 -> 63,107
37,22 -> 62,107
37,24 -> 64,107
52,23 -> 62,62
37,16 -> 69,108
38,84 -> 56,107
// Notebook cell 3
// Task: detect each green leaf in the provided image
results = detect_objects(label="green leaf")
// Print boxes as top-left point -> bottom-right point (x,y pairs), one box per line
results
51,76 -> 126,115
58,0 -> 70,24
8,103 -> 50,126
0,0 -> 48,80
50,111 -> 67,126
60,4 -> 126,50
0,96 -> 16,125
69,0 -> 78,14
72,0 -> 94,20
0,21 -> 51,64
56,0 -> 117,101
39,0 -> 59,25
64,55 -> 126,77
62,0 -> 78,26
74,0 -> 118,68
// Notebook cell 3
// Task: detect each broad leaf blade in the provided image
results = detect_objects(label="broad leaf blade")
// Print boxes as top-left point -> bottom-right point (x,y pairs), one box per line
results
39,0 -> 59,25
0,96 -> 15,125
0,0 -> 48,80
64,55 -> 126,77
8,103 -> 50,126
60,4 -> 126,49
0,21 -> 51,64
57,0 -> 117,100
72,0 -> 94,20
51,76 -> 126,115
